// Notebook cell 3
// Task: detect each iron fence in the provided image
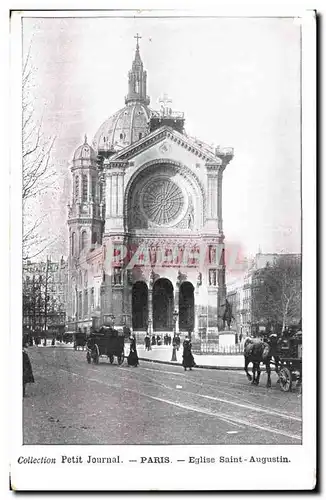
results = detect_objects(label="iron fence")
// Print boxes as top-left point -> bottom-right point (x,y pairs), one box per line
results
193,342 -> 244,355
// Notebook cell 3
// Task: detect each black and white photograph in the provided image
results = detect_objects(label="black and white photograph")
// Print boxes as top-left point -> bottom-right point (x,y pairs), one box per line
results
10,8 -> 316,491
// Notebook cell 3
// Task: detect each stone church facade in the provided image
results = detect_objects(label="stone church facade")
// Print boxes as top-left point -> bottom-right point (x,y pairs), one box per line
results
66,38 -> 234,338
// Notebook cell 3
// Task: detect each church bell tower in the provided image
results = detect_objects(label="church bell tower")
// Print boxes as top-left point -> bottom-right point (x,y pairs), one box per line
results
125,33 -> 150,106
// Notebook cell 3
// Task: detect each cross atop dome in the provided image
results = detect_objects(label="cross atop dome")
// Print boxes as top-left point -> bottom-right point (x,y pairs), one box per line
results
159,93 -> 173,116
134,33 -> 142,50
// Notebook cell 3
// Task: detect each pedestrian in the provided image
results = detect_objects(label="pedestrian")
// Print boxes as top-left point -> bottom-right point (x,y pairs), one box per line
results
151,334 -> 156,346
182,336 -> 196,371
144,332 -> 151,351
23,346 -> 34,397
127,334 -> 139,367
175,334 -> 181,351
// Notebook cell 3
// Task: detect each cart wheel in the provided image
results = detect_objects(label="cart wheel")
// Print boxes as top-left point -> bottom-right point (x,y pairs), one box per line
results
109,355 -> 114,364
86,351 -> 91,364
117,353 -> 125,365
279,367 -> 292,392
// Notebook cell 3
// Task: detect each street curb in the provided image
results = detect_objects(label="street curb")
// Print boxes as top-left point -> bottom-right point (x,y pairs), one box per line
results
138,357 -> 243,370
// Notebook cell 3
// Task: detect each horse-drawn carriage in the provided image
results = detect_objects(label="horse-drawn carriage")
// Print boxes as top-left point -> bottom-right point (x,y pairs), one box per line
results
244,329 -> 302,391
276,332 -> 302,392
86,326 -> 125,365
74,330 -> 87,351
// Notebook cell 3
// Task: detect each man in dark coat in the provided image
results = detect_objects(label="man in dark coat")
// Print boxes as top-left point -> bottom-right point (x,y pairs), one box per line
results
128,335 -> 139,367
182,337 -> 196,371
144,333 -> 151,351
23,348 -> 34,397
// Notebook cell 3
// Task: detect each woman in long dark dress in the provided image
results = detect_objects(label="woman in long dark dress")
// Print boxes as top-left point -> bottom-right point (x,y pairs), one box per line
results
128,335 -> 139,367
23,348 -> 34,397
182,337 -> 195,371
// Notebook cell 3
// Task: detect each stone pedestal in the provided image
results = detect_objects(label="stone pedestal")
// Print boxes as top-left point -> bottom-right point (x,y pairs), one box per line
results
218,330 -> 237,346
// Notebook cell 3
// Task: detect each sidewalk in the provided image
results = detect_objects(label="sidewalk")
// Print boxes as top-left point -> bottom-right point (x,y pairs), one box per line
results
136,345 -> 243,370
39,340 -> 244,370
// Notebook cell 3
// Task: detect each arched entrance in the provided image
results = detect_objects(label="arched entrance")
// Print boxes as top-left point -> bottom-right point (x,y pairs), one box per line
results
153,278 -> 174,331
132,281 -> 148,330
179,281 -> 195,332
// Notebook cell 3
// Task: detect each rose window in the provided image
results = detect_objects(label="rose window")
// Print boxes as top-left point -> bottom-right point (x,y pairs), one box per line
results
142,178 -> 184,225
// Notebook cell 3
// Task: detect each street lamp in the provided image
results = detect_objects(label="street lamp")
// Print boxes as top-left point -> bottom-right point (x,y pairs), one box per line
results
171,310 -> 178,362
104,313 -> 115,327
173,309 -> 178,334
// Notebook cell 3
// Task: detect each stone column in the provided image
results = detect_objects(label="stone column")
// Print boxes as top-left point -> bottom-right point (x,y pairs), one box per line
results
79,174 -> 82,204
204,161 -> 220,231
217,170 -> 223,233
147,269 -> 154,334
148,288 -> 153,334
174,281 -> 180,334
105,161 -> 126,234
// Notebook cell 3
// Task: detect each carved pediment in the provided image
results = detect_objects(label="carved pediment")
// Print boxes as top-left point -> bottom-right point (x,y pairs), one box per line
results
108,125 -> 219,164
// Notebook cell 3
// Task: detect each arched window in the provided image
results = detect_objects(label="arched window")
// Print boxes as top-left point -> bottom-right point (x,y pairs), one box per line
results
92,231 -> 98,245
78,292 -> 82,319
71,232 -> 76,256
82,175 -> 88,202
91,176 -> 96,201
75,176 -> 79,202
81,231 -> 87,250
84,290 -> 88,317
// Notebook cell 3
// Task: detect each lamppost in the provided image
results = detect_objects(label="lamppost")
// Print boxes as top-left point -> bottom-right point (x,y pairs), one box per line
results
108,314 -> 115,327
171,310 -> 178,362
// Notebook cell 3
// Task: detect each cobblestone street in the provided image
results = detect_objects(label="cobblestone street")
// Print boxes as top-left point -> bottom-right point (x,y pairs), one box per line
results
23,346 -> 302,445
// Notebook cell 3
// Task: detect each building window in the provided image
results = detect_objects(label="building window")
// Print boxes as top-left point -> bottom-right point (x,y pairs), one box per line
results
91,288 -> 94,310
75,176 -> 79,202
78,292 -> 82,319
91,176 -> 96,201
84,290 -> 88,317
71,233 -> 76,256
139,132 -> 142,140
81,231 -> 87,250
82,175 -> 88,202
208,269 -> 217,286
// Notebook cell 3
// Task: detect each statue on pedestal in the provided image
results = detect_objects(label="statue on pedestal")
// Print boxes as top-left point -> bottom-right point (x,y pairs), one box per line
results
221,299 -> 235,330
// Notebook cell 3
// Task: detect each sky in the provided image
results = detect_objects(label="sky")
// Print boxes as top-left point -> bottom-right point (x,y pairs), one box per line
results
22,14 -> 301,261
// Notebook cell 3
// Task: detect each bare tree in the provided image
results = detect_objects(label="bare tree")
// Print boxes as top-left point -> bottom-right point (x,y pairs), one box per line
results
22,46 -> 56,259
251,255 -> 301,332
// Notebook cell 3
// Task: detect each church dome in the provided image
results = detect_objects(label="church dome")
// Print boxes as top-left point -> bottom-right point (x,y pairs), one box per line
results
93,102 -> 152,153
73,135 -> 97,161
93,35 -> 159,154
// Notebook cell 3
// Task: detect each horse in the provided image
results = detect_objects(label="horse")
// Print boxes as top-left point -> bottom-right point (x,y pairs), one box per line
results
243,337 -> 272,387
